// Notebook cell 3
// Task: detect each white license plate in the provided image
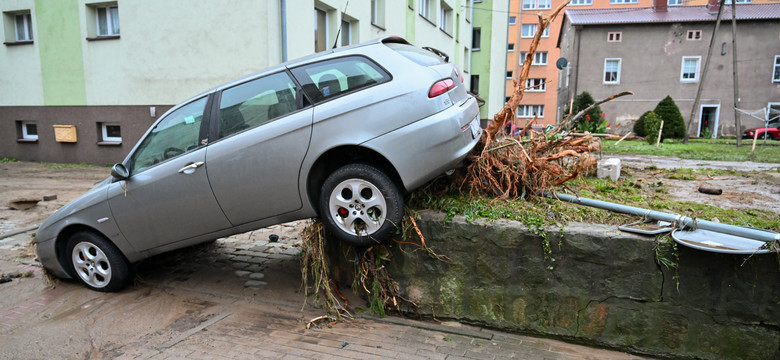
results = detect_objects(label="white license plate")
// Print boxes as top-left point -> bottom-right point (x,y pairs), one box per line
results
469,116 -> 482,139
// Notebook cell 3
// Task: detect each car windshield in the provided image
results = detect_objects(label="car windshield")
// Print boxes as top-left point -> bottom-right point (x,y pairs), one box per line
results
385,42 -> 444,67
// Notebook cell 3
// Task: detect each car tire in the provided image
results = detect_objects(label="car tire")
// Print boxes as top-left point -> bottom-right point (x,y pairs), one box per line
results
66,231 -> 132,292
319,164 -> 403,247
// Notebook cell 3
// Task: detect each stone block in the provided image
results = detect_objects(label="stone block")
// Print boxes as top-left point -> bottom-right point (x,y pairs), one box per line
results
597,158 -> 621,181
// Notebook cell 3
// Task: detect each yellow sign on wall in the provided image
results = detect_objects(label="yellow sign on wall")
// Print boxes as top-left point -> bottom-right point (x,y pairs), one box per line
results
53,125 -> 77,143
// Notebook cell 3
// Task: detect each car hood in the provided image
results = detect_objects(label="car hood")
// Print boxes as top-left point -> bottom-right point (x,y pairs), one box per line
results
744,126 -> 778,132
37,177 -> 112,240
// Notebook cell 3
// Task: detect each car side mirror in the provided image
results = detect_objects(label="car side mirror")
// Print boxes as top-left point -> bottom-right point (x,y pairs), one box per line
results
111,164 -> 129,180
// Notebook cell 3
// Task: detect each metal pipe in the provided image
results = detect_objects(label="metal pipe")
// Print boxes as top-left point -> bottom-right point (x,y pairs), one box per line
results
281,0 -> 288,62
552,192 -> 780,242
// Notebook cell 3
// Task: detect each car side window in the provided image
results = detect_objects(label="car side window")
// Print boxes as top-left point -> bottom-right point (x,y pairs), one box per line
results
218,72 -> 300,139
291,56 -> 390,104
129,97 -> 208,174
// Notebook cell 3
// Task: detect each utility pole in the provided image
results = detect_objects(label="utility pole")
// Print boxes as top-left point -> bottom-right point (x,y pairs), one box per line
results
731,2 -> 741,146
684,0 -> 725,144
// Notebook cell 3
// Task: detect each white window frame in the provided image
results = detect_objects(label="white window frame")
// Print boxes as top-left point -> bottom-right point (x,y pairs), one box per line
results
667,0 -> 683,5
521,52 -> 548,66
472,28 -> 481,50
603,58 -> 621,84
508,43 -> 515,52
525,78 -> 546,92
521,24 -> 549,38
569,0 -> 593,5
509,16 -> 516,25
523,0 -> 551,10
517,105 -> 545,118
768,102 -> 780,123
315,8 -> 328,52
439,2 -> 453,34
681,56 -> 701,83
610,0 -> 638,3
14,12 -> 33,42
101,123 -> 122,142
340,19 -> 353,47
773,55 -> 780,83
607,32 -> 621,42
725,0 -> 751,3
506,71 -> 513,79
95,5 -> 119,36
21,121 -> 38,140
418,0 -> 432,20
371,0 -> 385,28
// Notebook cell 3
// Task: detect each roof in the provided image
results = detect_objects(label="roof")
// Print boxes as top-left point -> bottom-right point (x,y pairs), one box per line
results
565,3 -> 780,25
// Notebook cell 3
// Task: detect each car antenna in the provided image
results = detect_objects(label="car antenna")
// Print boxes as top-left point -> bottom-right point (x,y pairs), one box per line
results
332,0 -> 350,49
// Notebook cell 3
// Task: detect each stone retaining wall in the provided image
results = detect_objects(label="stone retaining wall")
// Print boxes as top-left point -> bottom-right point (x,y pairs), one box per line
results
333,211 -> 780,359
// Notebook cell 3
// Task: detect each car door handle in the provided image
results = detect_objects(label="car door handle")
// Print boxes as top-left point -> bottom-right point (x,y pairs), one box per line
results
178,161 -> 205,174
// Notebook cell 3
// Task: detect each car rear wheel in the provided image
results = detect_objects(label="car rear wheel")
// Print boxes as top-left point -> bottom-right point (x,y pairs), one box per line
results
319,164 -> 403,247
66,231 -> 131,292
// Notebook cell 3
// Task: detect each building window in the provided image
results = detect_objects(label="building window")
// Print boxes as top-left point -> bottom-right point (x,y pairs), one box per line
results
340,19 -> 354,47
521,24 -> 549,38
668,0 -> 683,5
470,75 -> 479,94
608,32 -> 622,42
440,2 -> 453,34
604,58 -> 621,84
521,51 -> 548,65
371,0 -> 385,28
518,105 -> 544,118
20,121 -> 38,140
509,16 -> 516,25
526,78 -> 546,92
610,0 -> 638,3
681,56 -> 701,82
472,28 -> 481,50
95,4 -> 119,36
523,0 -> 551,9
14,12 -> 33,42
508,43 -> 515,52
725,0 -> 751,3
419,0 -> 433,20
570,0 -> 593,5
100,123 -> 122,143
773,55 -> 780,83
315,8 -> 328,52
687,30 -> 702,40
506,71 -> 513,79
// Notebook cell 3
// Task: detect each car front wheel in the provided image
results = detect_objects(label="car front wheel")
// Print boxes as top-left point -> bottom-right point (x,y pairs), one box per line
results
319,164 -> 403,247
66,231 -> 132,292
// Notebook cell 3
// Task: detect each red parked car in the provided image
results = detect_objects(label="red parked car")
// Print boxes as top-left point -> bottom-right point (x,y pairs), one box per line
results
743,120 -> 780,140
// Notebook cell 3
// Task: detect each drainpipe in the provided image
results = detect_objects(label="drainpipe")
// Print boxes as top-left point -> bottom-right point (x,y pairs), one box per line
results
281,0 -> 288,62
573,25 -> 582,99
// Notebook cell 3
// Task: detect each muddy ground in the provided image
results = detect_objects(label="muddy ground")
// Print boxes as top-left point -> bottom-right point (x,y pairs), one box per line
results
0,158 -> 777,359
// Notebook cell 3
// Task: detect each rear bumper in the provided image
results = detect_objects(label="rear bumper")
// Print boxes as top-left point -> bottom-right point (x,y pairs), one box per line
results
363,95 -> 481,191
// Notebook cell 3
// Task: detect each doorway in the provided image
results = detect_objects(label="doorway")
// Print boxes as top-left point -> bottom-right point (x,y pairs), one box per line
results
699,105 -> 720,138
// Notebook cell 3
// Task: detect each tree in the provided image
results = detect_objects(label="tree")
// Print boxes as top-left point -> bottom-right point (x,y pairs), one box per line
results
653,96 -> 686,139
566,92 -> 605,133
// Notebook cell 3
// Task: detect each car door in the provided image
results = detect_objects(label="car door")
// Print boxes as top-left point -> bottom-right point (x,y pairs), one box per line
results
205,71 -> 313,226
107,96 -> 232,251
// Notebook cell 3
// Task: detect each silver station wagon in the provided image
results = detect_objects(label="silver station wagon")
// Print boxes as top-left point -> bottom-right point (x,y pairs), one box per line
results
36,37 -> 482,291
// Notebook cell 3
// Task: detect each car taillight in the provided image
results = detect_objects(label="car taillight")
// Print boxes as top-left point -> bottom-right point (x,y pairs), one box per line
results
429,79 -> 455,98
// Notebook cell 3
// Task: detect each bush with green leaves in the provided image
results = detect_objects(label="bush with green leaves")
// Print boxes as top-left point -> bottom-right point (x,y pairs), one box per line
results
654,96 -> 686,139
643,112 -> 663,145
563,91 -> 606,133
633,111 -> 653,137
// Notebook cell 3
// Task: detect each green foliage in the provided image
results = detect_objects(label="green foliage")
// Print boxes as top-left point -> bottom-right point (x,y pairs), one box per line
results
566,91 -> 605,133
602,138 -> 780,163
653,96 -> 686,139
0,157 -> 18,164
633,111 -> 653,137
643,112 -> 663,145
700,127 -> 712,139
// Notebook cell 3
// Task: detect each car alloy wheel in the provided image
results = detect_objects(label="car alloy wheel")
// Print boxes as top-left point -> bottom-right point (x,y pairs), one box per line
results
320,164 -> 403,247
66,231 -> 131,292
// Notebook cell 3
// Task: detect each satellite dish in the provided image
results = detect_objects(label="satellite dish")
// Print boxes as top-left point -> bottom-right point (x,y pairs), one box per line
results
556,57 -> 568,70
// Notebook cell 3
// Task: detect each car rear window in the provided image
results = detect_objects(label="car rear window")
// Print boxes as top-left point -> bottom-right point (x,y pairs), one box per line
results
291,56 -> 390,104
385,42 -> 444,67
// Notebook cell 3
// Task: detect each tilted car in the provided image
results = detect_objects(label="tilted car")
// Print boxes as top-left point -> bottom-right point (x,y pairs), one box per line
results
742,119 -> 780,140
35,37 -> 482,292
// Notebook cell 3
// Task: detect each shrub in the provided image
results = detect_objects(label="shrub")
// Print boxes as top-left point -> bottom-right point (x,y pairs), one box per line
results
653,96 -> 686,139
643,112 -> 663,145
634,111 -> 653,137
565,91 -> 605,133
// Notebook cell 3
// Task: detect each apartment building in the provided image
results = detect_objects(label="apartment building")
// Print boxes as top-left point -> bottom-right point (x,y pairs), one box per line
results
557,1 -> 780,137
2,0 -> 506,165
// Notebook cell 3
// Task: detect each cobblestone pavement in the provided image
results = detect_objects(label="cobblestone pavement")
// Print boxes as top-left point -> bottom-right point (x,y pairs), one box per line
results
0,221 -> 649,359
